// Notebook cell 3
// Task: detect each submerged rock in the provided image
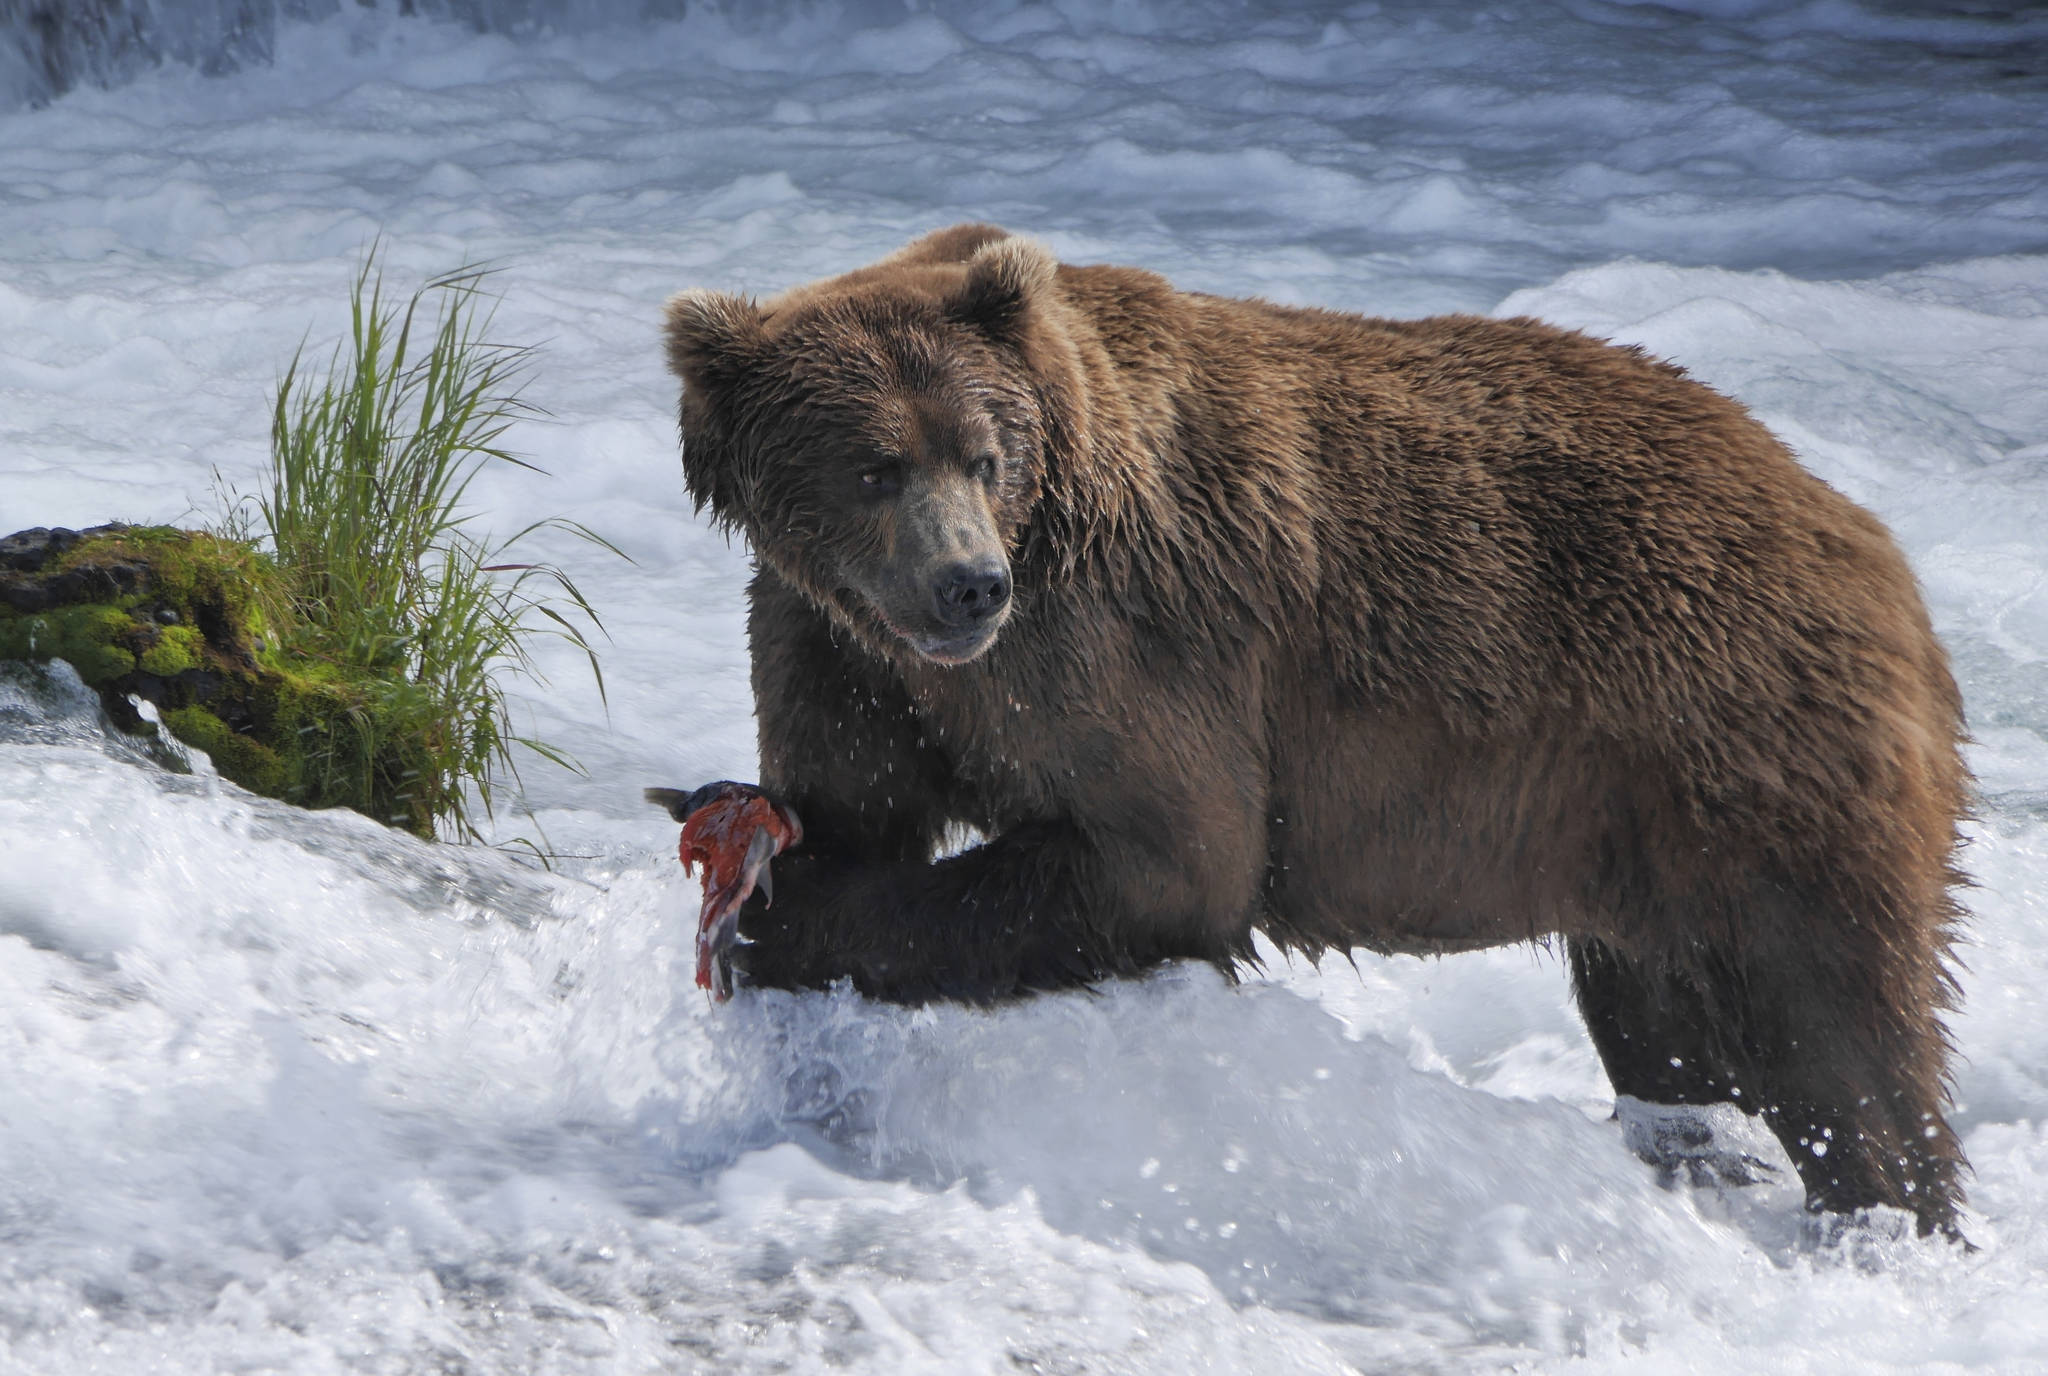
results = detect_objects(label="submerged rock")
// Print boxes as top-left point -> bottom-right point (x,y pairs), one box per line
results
0,524 -> 442,836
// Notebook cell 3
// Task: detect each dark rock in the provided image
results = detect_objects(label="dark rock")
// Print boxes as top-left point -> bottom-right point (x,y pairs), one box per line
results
101,563 -> 145,594
102,688 -> 146,735
0,523 -> 146,615
177,666 -> 222,703
0,527 -> 64,573
0,523 -> 133,573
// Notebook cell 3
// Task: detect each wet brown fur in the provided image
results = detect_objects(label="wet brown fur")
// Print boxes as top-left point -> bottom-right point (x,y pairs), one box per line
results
664,225 -> 1972,1237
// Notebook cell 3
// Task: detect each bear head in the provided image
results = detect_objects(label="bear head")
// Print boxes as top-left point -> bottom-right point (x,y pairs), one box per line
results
664,233 -> 1060,666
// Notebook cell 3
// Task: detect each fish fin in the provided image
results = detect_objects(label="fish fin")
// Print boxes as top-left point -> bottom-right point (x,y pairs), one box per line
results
742,827 -> 778,905
645,786 -> 694,821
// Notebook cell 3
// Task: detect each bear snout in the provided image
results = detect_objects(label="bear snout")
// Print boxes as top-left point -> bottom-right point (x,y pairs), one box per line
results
931,560 -> 1011,627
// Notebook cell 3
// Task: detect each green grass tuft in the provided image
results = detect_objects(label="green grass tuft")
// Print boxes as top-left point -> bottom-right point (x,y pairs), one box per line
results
235,249 -> 621,847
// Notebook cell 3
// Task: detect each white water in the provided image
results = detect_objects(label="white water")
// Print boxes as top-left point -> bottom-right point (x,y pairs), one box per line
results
2,3 -> 2046,1370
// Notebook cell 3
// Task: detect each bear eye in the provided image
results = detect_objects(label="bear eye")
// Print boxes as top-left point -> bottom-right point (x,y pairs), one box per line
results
968,451 -> 1000,483
858,463 -> 902,498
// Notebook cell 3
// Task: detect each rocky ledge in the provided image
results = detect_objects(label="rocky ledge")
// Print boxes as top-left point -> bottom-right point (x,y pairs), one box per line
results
1,524 -> 439,836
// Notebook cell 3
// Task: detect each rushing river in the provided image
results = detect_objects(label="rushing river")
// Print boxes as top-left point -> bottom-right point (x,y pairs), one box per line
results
2,2 -> 2046,1370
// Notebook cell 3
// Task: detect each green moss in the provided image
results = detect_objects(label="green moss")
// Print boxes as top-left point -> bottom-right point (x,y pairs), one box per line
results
138,624 -> 205,677
0,604 -> 137,683
54,527 -> 278,633
162,704 -> 288,796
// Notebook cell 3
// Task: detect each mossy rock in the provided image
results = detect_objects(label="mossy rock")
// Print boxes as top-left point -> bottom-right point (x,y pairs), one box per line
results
0,523 -> 441,837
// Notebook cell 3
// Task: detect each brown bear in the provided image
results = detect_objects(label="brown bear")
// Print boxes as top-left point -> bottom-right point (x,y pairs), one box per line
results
661,224 -> 1971,1239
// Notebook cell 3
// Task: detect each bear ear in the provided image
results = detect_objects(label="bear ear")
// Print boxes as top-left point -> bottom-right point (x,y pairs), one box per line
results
949,236 -> 1058,339
883,222 -> 1014,267
663,288 -> 766,389
666,289 -> 768,528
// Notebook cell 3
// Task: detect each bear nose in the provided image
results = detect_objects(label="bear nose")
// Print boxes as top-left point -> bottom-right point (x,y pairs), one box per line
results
931,560 -> 1011,626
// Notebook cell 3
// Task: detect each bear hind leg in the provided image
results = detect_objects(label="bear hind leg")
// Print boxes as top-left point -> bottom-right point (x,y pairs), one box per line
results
1720,915 -> 1967,1241
1574,914 -> 1965,1240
